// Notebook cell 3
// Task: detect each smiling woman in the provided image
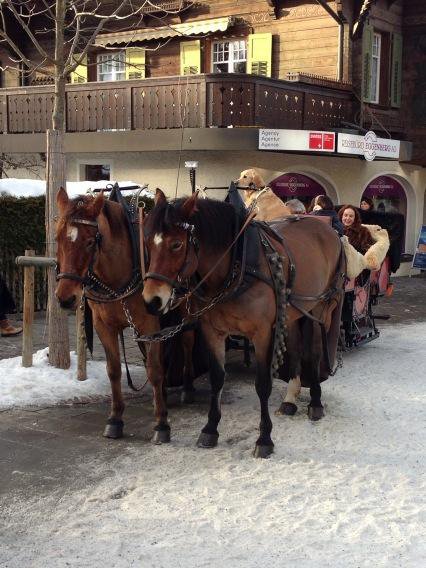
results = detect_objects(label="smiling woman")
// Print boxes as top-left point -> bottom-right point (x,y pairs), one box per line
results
338,205 -> 375,254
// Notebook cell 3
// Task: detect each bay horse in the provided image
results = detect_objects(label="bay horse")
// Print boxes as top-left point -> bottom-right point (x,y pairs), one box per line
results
142,189 -> 345,458
55,187 -> 177,442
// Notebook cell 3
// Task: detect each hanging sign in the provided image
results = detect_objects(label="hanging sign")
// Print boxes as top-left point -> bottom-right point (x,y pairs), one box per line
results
412,225 -> 426,270
259,129 -> 336,152
337,131 -> 400,160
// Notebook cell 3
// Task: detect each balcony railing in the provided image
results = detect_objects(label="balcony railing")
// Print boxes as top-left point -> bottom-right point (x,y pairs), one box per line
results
0,73 -> 354,135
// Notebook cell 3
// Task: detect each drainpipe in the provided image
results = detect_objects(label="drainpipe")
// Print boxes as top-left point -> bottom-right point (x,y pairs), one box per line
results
315,0 -> 345,82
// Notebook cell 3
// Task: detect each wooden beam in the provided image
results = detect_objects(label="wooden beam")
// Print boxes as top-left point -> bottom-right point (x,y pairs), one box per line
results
265,0 -> 279,18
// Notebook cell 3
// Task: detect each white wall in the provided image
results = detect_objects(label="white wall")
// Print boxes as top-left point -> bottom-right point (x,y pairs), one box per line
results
5,149 -> 425,254
66,150 -> 426,254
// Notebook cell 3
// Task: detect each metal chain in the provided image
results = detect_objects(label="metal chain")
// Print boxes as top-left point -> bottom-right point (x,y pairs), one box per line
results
329,344 -> 344,376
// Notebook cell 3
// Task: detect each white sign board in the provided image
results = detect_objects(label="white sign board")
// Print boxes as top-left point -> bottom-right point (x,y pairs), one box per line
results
337,131 -> 400,161
259,129 -> 336,152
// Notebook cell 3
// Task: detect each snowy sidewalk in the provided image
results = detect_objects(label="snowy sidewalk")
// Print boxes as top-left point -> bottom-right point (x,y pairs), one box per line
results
0,322 -> 425,568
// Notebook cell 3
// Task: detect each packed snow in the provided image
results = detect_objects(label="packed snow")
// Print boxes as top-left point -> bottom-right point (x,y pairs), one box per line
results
0,348 -> 139,409
0,178 -> 154,198
1,322 -> 425,567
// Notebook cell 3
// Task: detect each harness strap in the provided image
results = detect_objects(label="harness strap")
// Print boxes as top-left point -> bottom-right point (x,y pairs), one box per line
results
119,330 -> 146,392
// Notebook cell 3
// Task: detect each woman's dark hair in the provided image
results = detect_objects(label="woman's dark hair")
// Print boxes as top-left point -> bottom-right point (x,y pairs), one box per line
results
360,196 -> 374,209
338,204 -> 374,253
307,194 -> 334,213
316,194 -> 335,211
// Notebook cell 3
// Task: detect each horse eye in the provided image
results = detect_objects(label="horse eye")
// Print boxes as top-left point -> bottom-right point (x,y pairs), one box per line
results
170,240 -> 183,251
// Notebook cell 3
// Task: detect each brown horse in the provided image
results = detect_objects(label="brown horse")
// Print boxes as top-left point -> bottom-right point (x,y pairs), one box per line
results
55,188 -> 175,442
142,189 -> 345,458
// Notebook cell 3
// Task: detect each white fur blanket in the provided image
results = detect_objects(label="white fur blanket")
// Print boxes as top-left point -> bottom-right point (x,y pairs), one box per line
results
342,224 -> 390,279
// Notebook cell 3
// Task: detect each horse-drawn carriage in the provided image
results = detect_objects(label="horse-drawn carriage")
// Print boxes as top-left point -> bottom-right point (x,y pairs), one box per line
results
342,256 -> 391,349
54,180 -> 399,457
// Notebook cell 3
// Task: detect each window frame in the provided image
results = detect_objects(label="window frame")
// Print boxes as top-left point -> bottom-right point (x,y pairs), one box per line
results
97,51 -> 126,82
211,39 -> 247,73
370,32 -> 382,105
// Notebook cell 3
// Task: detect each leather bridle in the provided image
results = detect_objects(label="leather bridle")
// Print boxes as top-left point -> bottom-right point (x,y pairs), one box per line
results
143,222 -> 198,291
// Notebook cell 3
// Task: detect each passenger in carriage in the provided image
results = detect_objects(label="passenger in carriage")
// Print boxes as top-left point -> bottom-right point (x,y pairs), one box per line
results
360,197 -> 374,211
285,198 -> 306,214
338,205 -> 375,254
308,195 -> 344,236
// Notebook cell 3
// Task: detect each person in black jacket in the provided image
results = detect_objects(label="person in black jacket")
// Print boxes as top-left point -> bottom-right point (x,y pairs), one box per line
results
308,195 -> 344,236
0,276 -> 22,337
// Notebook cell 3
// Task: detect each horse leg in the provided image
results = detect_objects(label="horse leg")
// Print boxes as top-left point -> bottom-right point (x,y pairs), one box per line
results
197,325 -> 225,449
276,376 -> 301,416
95,321 -> 125,439
302,319 -> 324,421
309,382 -> 324,421
181,329 -> 196,404
145,340 -> 170,444
252,332 -> 274,458
276,321 -> 302,416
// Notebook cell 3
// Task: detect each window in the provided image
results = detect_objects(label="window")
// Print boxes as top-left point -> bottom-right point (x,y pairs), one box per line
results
370,33 -> 381,104
362,25 -> 402,107
212,40 -> 246,73
97,52 -> 126,82
85,164 -> 110,182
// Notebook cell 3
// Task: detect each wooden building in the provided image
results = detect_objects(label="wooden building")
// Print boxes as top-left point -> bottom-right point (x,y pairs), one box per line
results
0,0 -> 425,272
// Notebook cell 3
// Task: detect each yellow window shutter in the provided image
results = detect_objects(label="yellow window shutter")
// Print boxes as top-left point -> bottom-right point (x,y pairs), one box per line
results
70,54 -> 87,84
247,33 -> 272,77
180,40 -> 201,75
126,48 -> 146,80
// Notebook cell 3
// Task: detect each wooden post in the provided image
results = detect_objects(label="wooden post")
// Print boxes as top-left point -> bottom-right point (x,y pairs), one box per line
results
22,249 -> 35,368
76,300 -> 87,381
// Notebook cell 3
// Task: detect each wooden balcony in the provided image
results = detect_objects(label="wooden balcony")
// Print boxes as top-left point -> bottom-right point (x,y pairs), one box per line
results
0,73 -> 354,136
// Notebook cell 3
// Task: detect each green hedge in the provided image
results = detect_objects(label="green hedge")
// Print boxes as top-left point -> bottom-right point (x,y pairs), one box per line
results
0,192 -> 154,313
0,194 -> 47,312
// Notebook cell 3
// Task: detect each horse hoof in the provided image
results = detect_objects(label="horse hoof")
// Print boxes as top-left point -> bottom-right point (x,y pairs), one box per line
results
253,444 -> 274,459
275,402 -> 297,416
103,419 -> 124,439
308,406 -> 324,421
181,390 -> 195,404
197,432 -> 219,448
152,428 -> 171,444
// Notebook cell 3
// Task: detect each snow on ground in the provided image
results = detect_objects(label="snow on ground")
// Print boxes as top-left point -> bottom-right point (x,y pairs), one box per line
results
0,348 -> 139,409
0,178 -> 154,198
1,322 -> 426,567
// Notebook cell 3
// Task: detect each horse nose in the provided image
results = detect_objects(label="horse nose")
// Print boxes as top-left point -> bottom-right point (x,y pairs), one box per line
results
144,296 -> 163,316
58,295 -> 77,310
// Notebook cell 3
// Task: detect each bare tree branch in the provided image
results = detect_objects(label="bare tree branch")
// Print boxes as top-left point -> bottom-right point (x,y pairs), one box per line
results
2,0 -> 54,64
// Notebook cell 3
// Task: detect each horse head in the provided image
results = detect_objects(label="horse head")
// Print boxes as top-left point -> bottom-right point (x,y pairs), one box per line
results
55,187 -> 104,310
143,189 -> 198,315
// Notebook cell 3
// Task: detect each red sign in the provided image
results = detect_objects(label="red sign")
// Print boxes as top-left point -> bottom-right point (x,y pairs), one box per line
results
323,133 -> 335,150
308,132 -> 335,151
309,132 -> 323,150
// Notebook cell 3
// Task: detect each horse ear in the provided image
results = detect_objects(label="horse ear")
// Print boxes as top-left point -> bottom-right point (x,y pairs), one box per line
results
181,192 -> 198,220
56,187 -> 69,214
89,191 -> 104,218
154,188 -> 167,206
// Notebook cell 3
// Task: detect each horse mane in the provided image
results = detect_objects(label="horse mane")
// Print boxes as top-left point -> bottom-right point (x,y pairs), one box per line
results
147,196 -> 241,252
